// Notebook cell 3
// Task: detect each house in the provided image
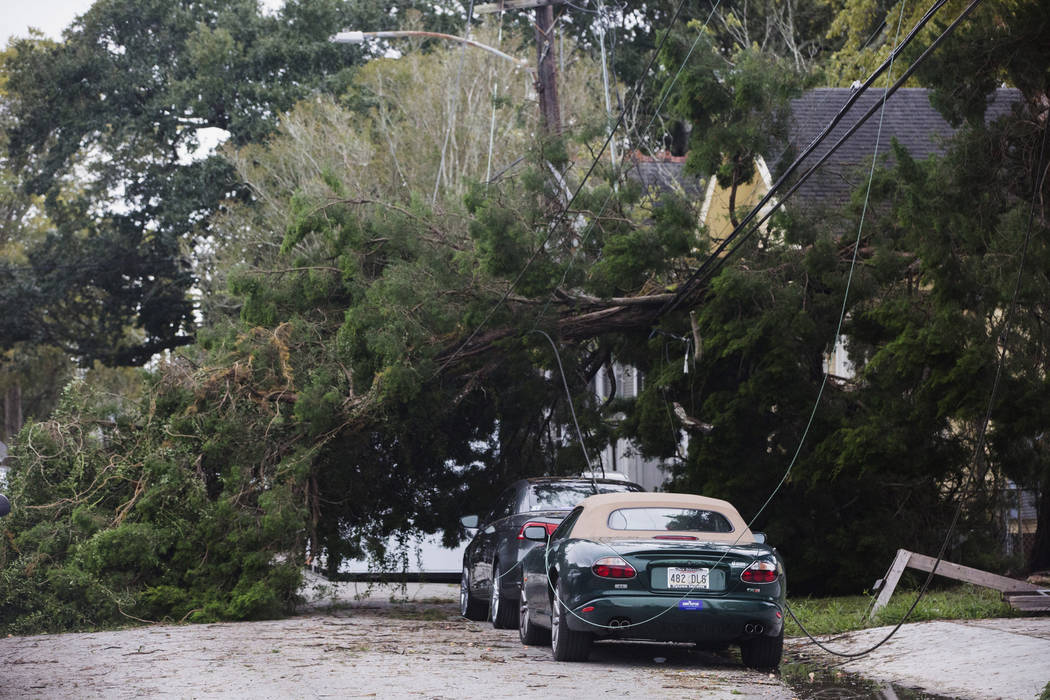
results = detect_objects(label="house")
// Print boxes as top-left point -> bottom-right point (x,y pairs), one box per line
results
591,364 -> 682,492
612,87 -> 1023,487
634,87 -> 1021,234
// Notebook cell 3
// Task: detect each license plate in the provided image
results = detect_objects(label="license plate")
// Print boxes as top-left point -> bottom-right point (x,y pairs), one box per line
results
666,567 -> 710,589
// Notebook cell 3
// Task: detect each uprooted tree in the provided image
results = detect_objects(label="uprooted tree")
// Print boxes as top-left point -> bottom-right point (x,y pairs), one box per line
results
2,0 -> 1048,632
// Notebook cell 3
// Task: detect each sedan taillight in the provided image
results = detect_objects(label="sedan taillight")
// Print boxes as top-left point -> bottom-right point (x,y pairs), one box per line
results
741,560 -> 778,584
517,521 -> 559,540
592,556 -> 636,579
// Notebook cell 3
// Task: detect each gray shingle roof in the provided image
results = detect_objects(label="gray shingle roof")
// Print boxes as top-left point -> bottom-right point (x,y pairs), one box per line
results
628,157 -> 705,201
774,87 -> 1021,212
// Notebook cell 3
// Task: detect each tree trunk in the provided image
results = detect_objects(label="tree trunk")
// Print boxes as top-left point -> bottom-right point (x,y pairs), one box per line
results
3,381 -> 22,443
727,155 -> 741,230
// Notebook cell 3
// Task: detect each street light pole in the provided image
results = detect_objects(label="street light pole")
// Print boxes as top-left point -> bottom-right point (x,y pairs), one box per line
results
330,30 -> 530,69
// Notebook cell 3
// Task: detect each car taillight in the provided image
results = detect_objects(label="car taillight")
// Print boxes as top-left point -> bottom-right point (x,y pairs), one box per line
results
517,521 -> 559,539
741,560 -> 778,584
592,556 -> 636,579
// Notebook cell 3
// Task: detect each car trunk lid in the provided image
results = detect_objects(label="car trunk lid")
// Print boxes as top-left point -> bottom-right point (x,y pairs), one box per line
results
597,539 -> 771,594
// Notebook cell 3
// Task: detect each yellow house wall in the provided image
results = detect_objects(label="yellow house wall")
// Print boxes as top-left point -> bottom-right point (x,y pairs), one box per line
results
702,174 -> 772,245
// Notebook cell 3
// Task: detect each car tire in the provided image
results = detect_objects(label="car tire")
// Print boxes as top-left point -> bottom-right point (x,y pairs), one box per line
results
460,566 -> 487,621
519,579 -> 551,646
551,580 -> 591,662
490,561 -> 518,629
739,630 -> 783,670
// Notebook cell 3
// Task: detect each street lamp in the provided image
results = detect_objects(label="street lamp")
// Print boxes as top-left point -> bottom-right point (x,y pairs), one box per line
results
330,30 -> 530,69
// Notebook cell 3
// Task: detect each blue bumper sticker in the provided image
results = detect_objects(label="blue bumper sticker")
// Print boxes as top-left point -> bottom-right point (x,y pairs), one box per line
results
678,599 -> 703,611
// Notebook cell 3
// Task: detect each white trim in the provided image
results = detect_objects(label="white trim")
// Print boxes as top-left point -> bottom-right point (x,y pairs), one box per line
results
698,176 -> 718,227
754,155 -> 781,217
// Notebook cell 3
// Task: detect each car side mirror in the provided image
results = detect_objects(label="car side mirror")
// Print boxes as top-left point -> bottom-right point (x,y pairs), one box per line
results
521,525 -> 549,542
460,514 -> 479,529
752,532 -> 766,544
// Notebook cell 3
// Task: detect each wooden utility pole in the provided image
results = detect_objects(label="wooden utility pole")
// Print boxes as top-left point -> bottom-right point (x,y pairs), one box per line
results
477,0 -> 566,134
533,4 -> 561,133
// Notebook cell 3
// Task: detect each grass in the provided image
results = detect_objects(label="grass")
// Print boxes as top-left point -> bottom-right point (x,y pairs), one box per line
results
784,584 -> 1017,638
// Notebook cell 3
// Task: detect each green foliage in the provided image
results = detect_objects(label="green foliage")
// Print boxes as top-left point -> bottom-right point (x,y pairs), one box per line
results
660,34 -> 806,225
0,366 -> 308,634
0,0 -> 472,366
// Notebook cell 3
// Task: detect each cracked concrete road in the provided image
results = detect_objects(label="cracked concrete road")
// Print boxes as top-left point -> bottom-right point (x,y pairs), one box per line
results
785,617 -> 1050,700
0,580 -> 793,699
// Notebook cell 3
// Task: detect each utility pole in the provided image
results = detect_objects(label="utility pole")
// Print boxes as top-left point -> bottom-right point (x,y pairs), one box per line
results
477,0 -> 566,134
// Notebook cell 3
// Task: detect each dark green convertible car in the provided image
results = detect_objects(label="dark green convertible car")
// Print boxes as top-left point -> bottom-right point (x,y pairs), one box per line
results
516,492 -> 785,668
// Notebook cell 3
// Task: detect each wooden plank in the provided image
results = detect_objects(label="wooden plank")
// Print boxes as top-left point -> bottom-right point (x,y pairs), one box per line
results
1006,595 -> 1050,612
870,548 -> 912,618
905,552 -> 1041,593
871,550 -> 1042,618
476,0 -> 566,13
1002,589 -> 1050,596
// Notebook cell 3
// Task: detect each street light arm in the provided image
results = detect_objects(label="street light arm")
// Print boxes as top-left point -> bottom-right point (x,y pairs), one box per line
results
331,30 -> 530,69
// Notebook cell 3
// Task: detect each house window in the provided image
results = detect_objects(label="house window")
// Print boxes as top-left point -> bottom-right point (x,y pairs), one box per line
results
615,365 -> 636,398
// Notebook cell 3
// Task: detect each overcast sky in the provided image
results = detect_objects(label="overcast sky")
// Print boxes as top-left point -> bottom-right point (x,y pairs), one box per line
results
2,0 -> 96,44
3,0 -> 284,46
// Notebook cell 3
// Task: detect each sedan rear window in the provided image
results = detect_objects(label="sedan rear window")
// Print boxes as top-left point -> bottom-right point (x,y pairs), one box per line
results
606,507 -> 734,533
529,481 -> 640,511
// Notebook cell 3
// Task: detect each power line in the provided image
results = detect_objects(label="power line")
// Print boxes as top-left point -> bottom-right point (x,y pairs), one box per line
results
541,0 -> 991,647
789,81 -> 1048,660
657,0 -> 955,317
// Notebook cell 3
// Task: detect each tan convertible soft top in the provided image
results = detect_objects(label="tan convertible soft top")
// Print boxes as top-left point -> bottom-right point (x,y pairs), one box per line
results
569,492 -> 755,544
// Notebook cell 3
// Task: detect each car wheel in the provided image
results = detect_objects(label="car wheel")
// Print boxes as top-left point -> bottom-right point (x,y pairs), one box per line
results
460,566 -> 487,621
551,580 -> 591,662
519,578 -> 551,646
490,561 -> 518,629
739,630 -> 783,670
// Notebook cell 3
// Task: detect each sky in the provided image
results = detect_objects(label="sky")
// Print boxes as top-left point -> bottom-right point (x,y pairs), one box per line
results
2,0 -> 96,45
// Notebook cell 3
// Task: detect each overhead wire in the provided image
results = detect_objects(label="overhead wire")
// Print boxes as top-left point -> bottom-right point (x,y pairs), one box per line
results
789,75 -> 1049,660
544,15 -> 913,618
540,0 -> 993,642
658,0 -> 956,317
704,0 -> 991,659
476,0 -> 995,637
530,0 -> 940,334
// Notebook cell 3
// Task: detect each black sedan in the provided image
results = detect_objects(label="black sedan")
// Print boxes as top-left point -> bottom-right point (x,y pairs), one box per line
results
517,491 -> 786,668
459,476 -> 644,628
